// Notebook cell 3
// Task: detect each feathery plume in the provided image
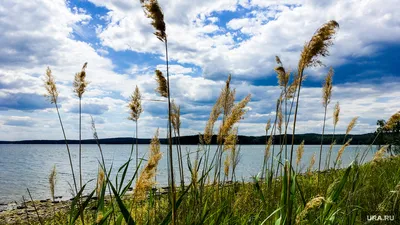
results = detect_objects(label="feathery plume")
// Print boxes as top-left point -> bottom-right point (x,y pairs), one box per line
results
73,62 -> 89,98
265,119 -> 271,134
345,117 -> 358,136
335,138 -> 352,164
275,56 -> 290,88
96,167 -> 105,197
296,196 -> 325,225
44,67 -> 58,104
140,0 -> 166,42
286,72 -> 305,99
224,128 -> 238,152
373,145 -> 388,163
218,94 -> 251,143
322,67 -> 333,107
384,111 -> 400,130
277,98 -> 283,133
265,135 -> 273,160
155,69 -> 168,97
275,56 -> 282,65
224,155 -> 230,177
96,212 -> 104,224
134,129 -> 162,202
128,86 -> 143,121
299,20 -> 339,70
204,96 -> 222,144
296,140 -> 305,166
171,100 -> 181,132
333,102 -> 340,127
220,75 -> 236,116
48,165 -> 57,202
307,153 -> 316,175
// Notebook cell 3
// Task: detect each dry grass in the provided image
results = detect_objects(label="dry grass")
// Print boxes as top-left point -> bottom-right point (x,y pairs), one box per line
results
296,140 -> 305,167
134,129 -> 162,202
44,67 -> 58,104
322,67 -> 333,107
333,102 -> 340,127
48,165 -> 57,202
385,111 -> 400,130
128,85 -> 143,121
345,117 -> 358,136
73,62 -> 88,98
155,69 -> 168,98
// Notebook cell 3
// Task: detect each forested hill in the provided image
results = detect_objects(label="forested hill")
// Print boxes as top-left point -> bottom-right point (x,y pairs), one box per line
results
0,133 -> 388,145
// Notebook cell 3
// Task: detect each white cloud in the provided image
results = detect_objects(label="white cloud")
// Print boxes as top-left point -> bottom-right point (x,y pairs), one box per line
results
0,0 -> 399,141
94,0 -> 400,80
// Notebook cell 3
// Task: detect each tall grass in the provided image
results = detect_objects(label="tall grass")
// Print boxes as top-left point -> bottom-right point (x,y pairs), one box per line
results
28,12 -> 400,225
73,62 -> 88,191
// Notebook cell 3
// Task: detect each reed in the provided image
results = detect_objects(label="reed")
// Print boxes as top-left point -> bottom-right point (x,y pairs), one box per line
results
384,111 -> 400,130
171,100 -> 185,189
140,0 -> 176,214
287,20 -> 339,224
326,102 -> 340,169
96,167 -> 105,198
307,152 -> 316,175
345,116 -> 358,139
334,138 -> 352,169
318,67 -> 333,171
48,165 -> 57,202
73,62 -> 88,191
134,129 -> 162,202
261,119 -> 272,179
318,67 -> 333,189
128,85 -> 143,181
44,67 -> 78,196
296,140 -> 305,171
373,145 -> 388,163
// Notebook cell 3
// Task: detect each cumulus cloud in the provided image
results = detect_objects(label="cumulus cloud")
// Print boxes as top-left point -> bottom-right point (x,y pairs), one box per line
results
0,0 -> 399,141
94,0 -> 400,80
3,116 -> 36,127
0,93 -> 50,111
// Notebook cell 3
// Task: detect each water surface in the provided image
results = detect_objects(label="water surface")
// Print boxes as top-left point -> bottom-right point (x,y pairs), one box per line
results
0,144 -> 377,203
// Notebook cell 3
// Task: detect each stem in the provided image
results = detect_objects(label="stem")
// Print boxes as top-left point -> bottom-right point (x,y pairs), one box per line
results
287,69 -> 304,225
136,120 -> 139,182
79,97 -> 82,191
27,188 -> 43,225
165,39 -> 177,225
325,126 -> 336,170
318,105 -> 328,187
178,130 -> 184,188
55,102 -> 78,195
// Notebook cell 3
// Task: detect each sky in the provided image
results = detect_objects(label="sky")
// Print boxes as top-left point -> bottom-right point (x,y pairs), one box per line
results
0,0 -> 399,141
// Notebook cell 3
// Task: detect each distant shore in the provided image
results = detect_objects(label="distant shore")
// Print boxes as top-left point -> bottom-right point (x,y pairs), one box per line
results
0,133 -> 386,145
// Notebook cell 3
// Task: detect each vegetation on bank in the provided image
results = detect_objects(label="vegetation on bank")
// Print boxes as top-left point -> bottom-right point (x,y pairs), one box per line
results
2,155 -> 400,224
0,133 -> 392,146
2,0 -> 400,224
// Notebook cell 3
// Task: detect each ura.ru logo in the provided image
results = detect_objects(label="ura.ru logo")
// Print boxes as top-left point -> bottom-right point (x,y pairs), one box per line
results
367,215 -> 395,221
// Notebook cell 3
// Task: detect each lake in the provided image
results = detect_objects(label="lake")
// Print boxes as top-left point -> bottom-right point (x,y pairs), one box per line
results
0,144 -> 378,203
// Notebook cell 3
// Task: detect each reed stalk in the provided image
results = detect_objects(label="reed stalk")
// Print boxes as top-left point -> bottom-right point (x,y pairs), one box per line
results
287,20 -> 339,224
318,67 -> 333,188
326,102 -> 340,169
128,85 -> 143,181
44,67 -> 78,196
73,62 -> 88,191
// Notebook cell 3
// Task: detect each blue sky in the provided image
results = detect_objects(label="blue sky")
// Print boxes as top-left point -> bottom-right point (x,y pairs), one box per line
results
0,0 -> 399,141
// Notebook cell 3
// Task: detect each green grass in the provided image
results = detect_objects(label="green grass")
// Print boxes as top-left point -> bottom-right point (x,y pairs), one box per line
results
5,155 -> 400,225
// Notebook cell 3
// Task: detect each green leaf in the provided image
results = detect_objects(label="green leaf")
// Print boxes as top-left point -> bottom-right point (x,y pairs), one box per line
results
108,180 -> 136,225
